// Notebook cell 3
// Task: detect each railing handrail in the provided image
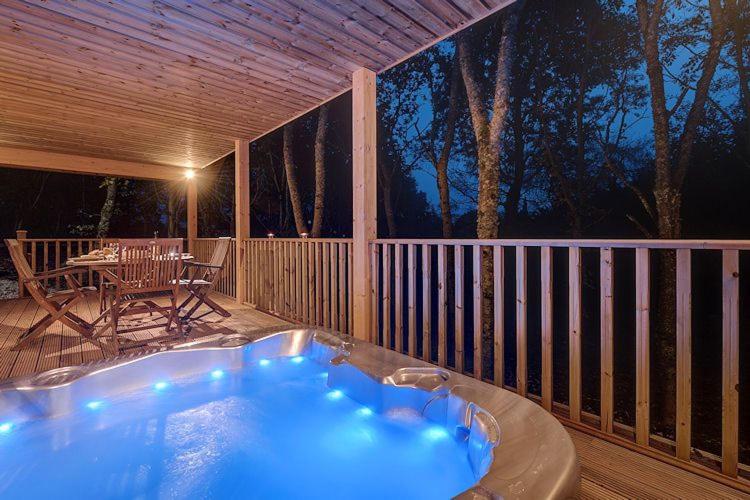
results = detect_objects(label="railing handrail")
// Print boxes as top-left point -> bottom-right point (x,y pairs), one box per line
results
244,237 -> 353,243
373,238 -> 750,250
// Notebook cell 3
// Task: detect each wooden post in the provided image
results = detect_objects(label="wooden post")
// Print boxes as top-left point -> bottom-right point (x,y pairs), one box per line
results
722,250 -> 739,477
187,178 -> 197,254
15,230 -> 27,298
352,67 -> 377,342
235,139 -> 250,304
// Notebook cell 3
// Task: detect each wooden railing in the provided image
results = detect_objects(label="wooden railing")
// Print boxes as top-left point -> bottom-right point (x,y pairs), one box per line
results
243,238 -> 354,336
192,238 -> 237,299
369,239 -> 749,489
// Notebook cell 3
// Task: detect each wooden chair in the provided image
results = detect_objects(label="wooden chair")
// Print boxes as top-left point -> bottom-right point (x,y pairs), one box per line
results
105,238 -> 183,354
178,237 -> 232,324
4,239 -> 99,351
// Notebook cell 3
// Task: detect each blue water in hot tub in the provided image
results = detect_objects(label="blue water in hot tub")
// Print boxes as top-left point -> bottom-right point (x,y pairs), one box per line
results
0,357 -> 477,499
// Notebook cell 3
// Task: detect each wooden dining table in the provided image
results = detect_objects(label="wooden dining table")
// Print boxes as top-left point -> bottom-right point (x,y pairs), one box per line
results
65,253 -> 194,326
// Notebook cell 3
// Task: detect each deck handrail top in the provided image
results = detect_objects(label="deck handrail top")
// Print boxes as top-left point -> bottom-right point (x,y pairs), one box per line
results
371,238 -> 750,250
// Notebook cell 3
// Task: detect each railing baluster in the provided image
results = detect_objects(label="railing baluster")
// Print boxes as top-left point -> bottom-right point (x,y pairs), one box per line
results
516,246 -> 527,396
600,247 -> 614,433
569,247 -> 582,422
371,244 -> 380,345
437,244 -> 447,367
473,245 -> 482,380
309,242 -> 316,325
721,249 -> 739,477
331,243 -> 339,331
322,242 -> 330,328
394,244 -> 403,353
422,244 -> 431,362
407,244 -> 416,358
541,246 -> 553,411
635,247 -> 650,446
383,244 -> 391,350
493,246 -> 504,387
454,244 -> 464,373
339,243 -> 346,332
676,248 -> 692,461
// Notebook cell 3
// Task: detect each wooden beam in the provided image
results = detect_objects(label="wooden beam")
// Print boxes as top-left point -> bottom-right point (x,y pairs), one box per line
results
351,67 -> 377,342
235,139 -> 250,304
0,146 -> 186,180
187,179 -> 197,254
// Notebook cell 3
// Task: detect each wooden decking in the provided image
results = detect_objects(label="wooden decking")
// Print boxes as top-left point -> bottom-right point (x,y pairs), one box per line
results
0,294 -> 746,499
0,293 -> 289,380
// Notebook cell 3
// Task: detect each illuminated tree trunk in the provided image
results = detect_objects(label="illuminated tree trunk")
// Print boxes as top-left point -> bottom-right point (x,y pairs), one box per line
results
458,2 -> 522,373
283,124 -> 309,236
97,177 -> 117,238
311,104 -> 328,238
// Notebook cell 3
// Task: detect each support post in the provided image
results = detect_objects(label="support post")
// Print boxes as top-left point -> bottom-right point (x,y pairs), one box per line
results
352,67 -> 377,342
235,139 -> 251,304
186,178 -> 198,255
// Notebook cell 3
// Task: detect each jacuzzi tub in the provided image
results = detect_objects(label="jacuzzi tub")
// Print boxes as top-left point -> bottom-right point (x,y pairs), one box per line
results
0,328 -> 579,499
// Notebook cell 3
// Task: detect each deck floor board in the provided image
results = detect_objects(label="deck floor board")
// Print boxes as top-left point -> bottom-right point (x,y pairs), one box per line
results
0,294 -> 746,499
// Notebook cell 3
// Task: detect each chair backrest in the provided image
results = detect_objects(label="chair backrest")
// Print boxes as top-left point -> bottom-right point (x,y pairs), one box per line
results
4,239 -> 46,301
208,237 -> 232,271
115,238 -> 182,296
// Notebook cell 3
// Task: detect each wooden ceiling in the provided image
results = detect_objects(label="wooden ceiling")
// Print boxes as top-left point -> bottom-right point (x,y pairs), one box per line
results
0,0 -> 510,176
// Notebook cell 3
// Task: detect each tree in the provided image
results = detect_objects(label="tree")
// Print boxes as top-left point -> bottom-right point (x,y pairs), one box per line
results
413,47 -> 463,238
283,124 -> 309,236
311,104 -> 329,237
457,2 -> 523,372
96,177 -> 118,238
634,0 -> 728,428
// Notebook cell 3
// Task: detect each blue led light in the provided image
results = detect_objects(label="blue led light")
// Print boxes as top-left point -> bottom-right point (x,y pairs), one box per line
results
291,356 -> 304,364
326,389 -> 343,401
423,426 -> 449,441
153,381 -> 169,391
210,369 -> 225,380
86,401 -> 103,410
258,359 -> 271,367
0,422 -> 12,434
318,372 -> 328,379
356,407 -> 373,417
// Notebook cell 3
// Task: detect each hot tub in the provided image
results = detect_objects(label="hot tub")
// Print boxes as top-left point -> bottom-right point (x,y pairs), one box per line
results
0,328 -> 578,499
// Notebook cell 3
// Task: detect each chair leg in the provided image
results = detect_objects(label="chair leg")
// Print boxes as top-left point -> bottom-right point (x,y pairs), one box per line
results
108,302 -> 120,356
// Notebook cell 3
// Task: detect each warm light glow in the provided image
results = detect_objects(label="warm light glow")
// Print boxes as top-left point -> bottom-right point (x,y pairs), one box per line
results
184,169 -> 195,180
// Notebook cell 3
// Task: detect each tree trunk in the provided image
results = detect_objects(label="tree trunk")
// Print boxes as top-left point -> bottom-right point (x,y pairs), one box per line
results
283,124 -> 309,236
311,104 -> 328,237
433,52 -> 461,239
458,3 -> 522,375
97,177 -> 118,238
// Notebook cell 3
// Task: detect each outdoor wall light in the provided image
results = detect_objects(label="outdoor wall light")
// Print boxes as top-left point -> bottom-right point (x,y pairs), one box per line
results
267,232 -> 275,238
